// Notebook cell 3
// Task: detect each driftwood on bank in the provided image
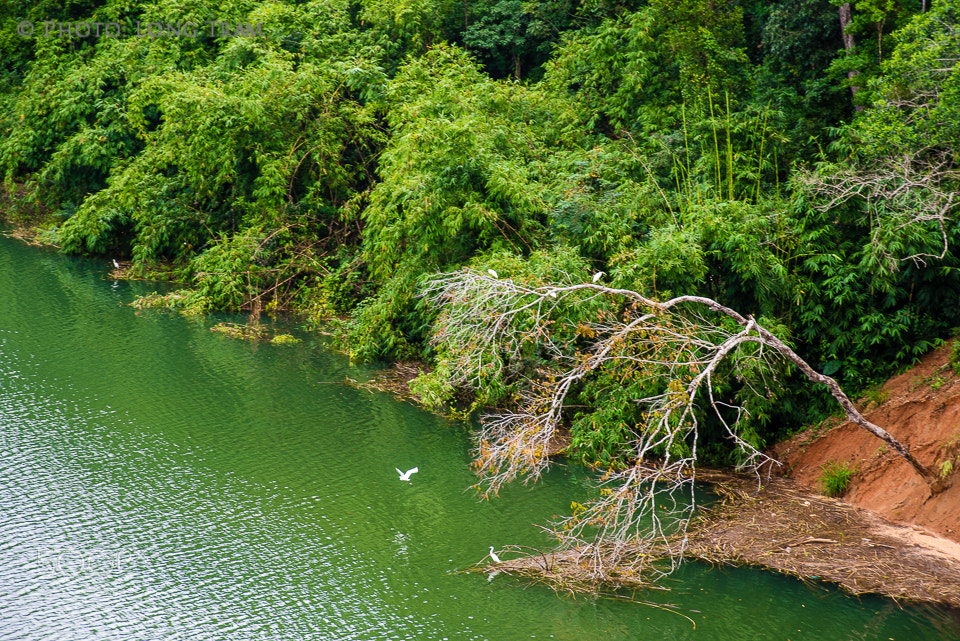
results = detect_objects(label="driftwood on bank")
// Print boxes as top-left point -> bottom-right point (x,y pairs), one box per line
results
479,472 -> 960,608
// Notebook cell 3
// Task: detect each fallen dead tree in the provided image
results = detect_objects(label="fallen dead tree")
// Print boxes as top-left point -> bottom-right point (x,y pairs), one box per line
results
422,268 -> 940,585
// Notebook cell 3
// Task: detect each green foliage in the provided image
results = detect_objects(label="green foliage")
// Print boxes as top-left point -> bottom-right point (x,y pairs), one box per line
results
793,175 -> 960,390
822,0 -> 923,107
4,0 -> 960,472
544,147 -> 652,265
951,339 -> 960,376
786,2 -> 960,391
1,0 -> 387,322
648,0 -> 748,98
863,385 -> 890,407
131,289 -> 209,315
791,239 -> 955,389
937,428 -> 960,478
855,0 -> 960,156
541,8 -> 679,137
350,45 -> 574,359
748,0 -> 852,161
819,459 -> 856,496
463,0 -> 549,80
414,246 -> 595,410
940,458 -> 955,479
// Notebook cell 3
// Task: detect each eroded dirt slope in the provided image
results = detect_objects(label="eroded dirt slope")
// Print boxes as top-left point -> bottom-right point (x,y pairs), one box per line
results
773,341 -> 960,543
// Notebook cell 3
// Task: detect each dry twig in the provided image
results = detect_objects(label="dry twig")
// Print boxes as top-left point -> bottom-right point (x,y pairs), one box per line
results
422,269 -> 938,583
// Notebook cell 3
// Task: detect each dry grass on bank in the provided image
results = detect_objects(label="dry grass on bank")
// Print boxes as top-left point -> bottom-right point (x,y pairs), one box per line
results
475,473 -> 960,608
682,474 -> 960,607
349,361 -> 427,404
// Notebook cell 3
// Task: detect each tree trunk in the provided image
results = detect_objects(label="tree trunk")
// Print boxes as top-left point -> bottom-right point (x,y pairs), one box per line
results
839,3 -> 864,110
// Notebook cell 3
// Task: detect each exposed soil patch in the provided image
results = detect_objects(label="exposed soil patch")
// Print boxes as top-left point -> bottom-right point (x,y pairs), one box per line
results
773,341 -> 960,543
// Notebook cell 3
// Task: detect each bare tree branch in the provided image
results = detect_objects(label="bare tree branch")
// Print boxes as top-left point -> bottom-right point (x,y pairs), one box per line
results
799,151 -> 957,268
422,269 -> 938,582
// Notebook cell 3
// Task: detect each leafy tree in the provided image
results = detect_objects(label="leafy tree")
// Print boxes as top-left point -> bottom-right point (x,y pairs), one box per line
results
748,0 -> 853,161
349,45 -> 574,358
828,0 -> 925,106
1,0 -> 387,314
463,0 -> 533,79
540,8 -> 679,137
359,0 -> 459,59
648,0 -> 749,98
4,0 -> 959,487
792,0 -> 960,386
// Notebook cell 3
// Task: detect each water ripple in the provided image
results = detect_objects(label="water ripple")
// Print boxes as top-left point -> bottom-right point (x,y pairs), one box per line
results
1,233 -> 958,641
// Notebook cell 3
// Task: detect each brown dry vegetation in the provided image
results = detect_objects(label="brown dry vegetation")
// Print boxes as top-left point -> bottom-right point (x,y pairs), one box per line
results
481,471 -> 960,607
354,343 -> 960,606
680,474 -> 960,607
351,361 -> 433,405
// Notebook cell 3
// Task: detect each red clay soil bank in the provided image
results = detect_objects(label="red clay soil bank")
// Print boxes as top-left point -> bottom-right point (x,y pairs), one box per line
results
773,341 -> 960,544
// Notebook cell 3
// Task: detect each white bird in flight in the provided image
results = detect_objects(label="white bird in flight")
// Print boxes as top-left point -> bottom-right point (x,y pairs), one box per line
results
592,271 -> 605,283
487,269 -> 498,279
488,546 -> 501,563
396,467 -> 418,481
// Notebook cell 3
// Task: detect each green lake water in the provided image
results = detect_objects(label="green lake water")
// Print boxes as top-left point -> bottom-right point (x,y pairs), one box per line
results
1,231 -> 958,640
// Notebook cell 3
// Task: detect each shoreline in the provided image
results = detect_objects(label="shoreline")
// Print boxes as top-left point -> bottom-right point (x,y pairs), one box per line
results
7,221 -> 959,609
487,472 -> 960,609
353,358 -> 960,609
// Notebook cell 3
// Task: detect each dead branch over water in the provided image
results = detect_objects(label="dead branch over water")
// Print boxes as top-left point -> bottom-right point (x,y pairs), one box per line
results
423,269 -> 938,584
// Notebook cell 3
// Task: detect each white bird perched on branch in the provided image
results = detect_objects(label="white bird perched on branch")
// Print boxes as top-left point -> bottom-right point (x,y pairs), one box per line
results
418,267 -> 942,585
487,269 -> 498,279
396,467 -> 418,481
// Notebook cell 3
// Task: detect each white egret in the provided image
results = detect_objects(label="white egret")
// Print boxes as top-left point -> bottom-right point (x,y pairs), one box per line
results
592,271 -> 605,283
488,546 -> 501,563
487,269 -> 498,279
113,259 -> 120,269
396,467 -> 419,481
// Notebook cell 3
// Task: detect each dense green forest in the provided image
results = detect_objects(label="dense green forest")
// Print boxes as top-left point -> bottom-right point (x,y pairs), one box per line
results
2,0 -> 959,468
